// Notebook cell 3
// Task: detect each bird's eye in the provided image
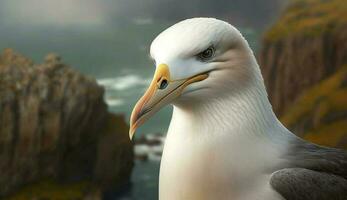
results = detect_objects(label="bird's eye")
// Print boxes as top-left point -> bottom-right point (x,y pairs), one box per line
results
197,47 -> 215,61
158,78 -> 168,90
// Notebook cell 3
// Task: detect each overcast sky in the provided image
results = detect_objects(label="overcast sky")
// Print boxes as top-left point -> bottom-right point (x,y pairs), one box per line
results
0,0 -> 113,26
0,0 -> 287,134
0,0 -> 287,28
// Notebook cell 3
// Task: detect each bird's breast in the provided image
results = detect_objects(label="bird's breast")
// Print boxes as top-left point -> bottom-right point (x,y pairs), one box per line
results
159,134 -> 235,200
158,128 -> 286,200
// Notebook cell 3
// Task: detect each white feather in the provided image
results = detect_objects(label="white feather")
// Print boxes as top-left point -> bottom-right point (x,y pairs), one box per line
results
150,18 -> 294,200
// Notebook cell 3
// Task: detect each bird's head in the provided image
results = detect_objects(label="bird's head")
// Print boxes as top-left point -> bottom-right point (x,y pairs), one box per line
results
129,18 -> 261,139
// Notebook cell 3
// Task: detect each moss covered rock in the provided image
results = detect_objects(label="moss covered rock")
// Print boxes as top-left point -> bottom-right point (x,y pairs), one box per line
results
0,49 -> 133,198
281,65 -> 347,149
259,0 -> 347,115
6,179 -> 100,200
260,0 -> 347,149
264,0 -> 347,42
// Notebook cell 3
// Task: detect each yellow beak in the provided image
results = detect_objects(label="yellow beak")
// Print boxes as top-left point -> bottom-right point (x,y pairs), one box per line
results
129,63 -> 209,140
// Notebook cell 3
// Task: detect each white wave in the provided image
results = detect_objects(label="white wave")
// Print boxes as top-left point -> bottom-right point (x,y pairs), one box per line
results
97,74 -> 150,91
134,145 -> 150,156
105,98 -> 124,107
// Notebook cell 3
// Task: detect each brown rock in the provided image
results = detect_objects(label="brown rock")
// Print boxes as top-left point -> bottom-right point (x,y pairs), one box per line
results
94,113 -> 134,191
259,0 -> 347,149
0,49 -> 133,196
259,0 -> 347,116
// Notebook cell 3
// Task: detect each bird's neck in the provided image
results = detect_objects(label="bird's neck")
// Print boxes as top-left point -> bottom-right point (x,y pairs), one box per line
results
169,81 -> 285,141
161,81 -> 290,199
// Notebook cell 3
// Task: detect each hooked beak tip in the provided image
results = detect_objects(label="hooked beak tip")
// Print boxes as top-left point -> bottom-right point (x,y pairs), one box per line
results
129,132 -> 134,141
129,122 -> 137,140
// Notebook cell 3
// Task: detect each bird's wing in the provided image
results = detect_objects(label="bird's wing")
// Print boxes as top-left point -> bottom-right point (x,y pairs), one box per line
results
270,137 -> 347,200
285,137 -> 347,179
270,168 -> 347,200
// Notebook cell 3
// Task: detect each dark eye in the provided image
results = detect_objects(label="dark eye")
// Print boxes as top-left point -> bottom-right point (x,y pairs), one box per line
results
197,47 -> 215,61
157,77 -> 168,90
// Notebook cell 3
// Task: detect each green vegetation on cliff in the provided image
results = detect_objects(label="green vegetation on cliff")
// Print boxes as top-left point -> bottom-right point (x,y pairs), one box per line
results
0,49 -> 134,199
7,180 -> 98,200
264,0 -> 347,41
6,113 -> 133,200
281,65 -> 347,149
6,114 -> 133,200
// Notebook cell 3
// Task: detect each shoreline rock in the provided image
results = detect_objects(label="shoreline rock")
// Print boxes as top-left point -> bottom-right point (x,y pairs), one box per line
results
0,49 -> 133,198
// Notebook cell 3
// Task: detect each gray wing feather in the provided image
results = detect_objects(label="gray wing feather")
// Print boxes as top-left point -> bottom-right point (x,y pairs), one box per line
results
270,168 -> 347,200
285,138 -> 347,179
270,137 -> 347,200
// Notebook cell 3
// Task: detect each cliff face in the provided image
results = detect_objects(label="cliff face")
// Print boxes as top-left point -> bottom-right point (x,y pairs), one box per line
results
94,113 -> 134,191
259,0 -> 347,149
259,0 -> 347,115
281,66 -> 347,149
0,49 -> 133,197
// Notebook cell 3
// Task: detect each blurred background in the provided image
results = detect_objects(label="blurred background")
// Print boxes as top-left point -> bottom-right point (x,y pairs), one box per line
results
0,0 -> 346,199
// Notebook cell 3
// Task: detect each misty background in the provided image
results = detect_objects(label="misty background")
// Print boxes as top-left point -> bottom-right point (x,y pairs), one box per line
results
0,0 -> 286,134
0,0 -> 288,199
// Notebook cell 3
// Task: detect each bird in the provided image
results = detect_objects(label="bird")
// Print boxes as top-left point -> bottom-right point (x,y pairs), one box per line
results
129,18 -> 347,200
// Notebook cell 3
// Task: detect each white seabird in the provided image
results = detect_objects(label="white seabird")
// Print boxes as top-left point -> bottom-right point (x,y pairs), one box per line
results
129,18 -> 347,200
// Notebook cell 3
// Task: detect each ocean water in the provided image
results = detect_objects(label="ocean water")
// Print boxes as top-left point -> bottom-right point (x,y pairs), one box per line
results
0,20 -> 259,199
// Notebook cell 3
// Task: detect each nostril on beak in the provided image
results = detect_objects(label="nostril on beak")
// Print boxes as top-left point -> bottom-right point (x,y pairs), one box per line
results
158,78 -> 168,90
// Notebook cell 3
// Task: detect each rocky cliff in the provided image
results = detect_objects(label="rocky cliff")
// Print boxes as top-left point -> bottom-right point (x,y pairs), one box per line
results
0,49 -> 133,198
260,0 -> 347,115
259,0 -> 347,149
281,66 -> 347,149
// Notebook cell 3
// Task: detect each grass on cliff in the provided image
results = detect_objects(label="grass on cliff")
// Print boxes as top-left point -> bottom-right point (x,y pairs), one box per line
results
281,65 -> 347,148
264,0 -> 347,42
304,120 -> 347,149
6,179 -> 99,200
5,113 -> 132,200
